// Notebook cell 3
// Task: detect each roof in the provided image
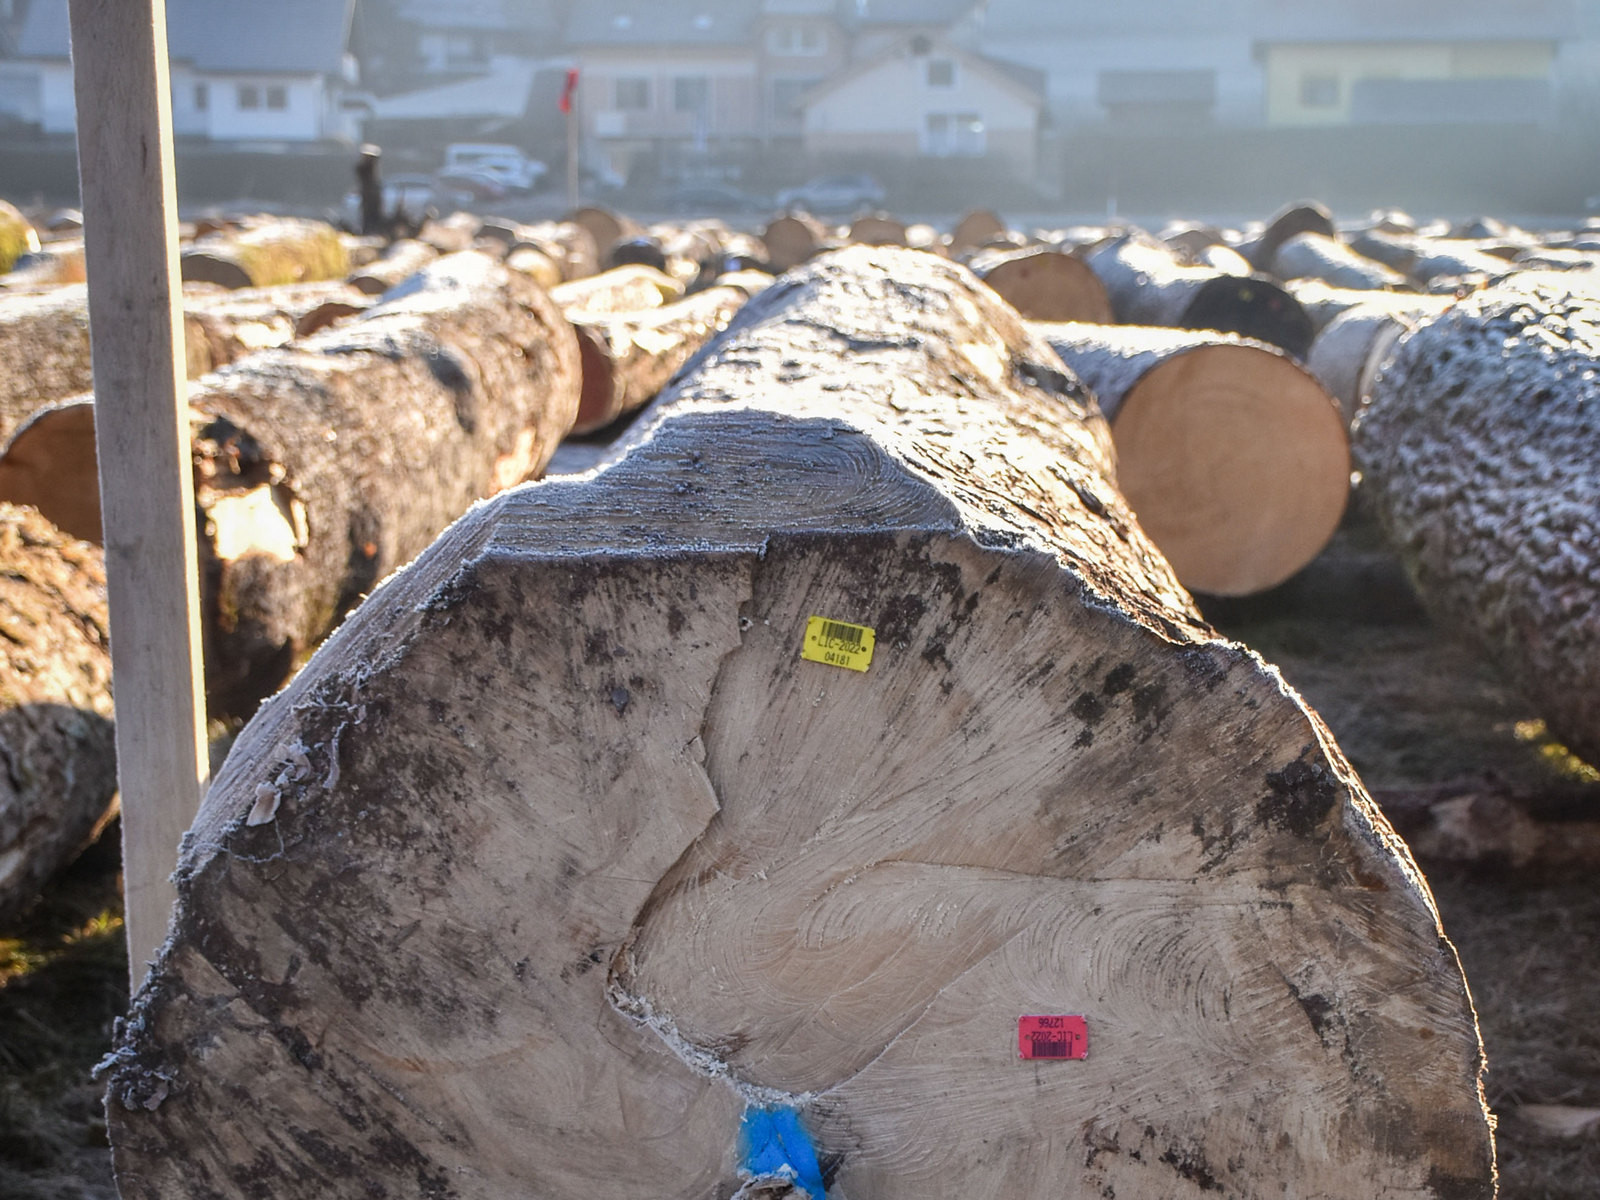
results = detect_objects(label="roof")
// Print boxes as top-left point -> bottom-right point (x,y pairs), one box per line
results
369,56 -> 538,118
565,0 -> 762,46
801,35 -> 1044,107
17,0 -> 355,73
977,0 -> 1584,42
393,0 -> 561,34
845,0 -> 976,27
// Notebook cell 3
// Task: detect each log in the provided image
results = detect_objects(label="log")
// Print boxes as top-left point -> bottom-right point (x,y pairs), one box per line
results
2,237 -> 87,290
0,199 -> 39,274
0,285 -> 94,445
180,218 -> 349,290
100,244 -> 1494,1200
847,213 -> 909,247
565,206 -> 643,265
1305,304 -> 1418,426
191,250 -> 581,714
345,238 -> 439,296
1270,231 -> 1410,291
568,285 -> 749,434
0,502 -> 116,923
763,213 -> 830,273
1285,279 -> 1453,336
1354,277 -> 1600,764
1036,321 -> 1348,595
416,211 -> 483,255
948,208 -> 1007,256
513,221 -> 601,282
0,401 -> 101,544
1245,199 -> 1336,271
968,246 -> 1114,324
550,264 -> 684,314
183,281 -> 375,369
1085,233 -> 1314,358
1347,228 -> 1419,275
1406,240 -> 1512,288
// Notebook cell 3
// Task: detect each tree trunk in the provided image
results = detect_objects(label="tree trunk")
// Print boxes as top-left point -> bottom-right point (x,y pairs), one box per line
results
1354,276 -> 1600,764
1084,233 -> 1314,358
346,238 -> 439,296
1036,321 -> 1348,596
103,246 -> 1493,1200
969,246 -> 1114,324
0,502 -> 115,924
570,285 -> 750,434
179,218 -> 350,290
1269,231 -> 1410,291
551,264 -> 684,315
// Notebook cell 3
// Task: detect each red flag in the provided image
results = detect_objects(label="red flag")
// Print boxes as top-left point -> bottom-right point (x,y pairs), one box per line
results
559,68 -> 579,115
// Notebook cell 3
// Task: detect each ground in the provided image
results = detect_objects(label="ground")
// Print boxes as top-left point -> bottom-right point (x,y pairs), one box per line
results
0,498 -> 1595,1199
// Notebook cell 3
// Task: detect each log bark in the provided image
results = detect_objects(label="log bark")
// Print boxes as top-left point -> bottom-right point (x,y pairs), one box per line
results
1354,277 -> 1600,764
1285,279 -> 1453,335
1036,321 -> 1348,595
1245,199 -> 1336,271
180,218 -> 350,290
345,238 -> 439,296
969,246 -> 1114,324
0,502 -> 116,923
183,281 -> 375,367
550,264 -> 684,314
1305,305 -> 1413,426
103,245 -> 1493,1200
569,285 -> 749,434
1270,231 -> 1410,291
0,285 -> 94,445
1085,233 -> 1314,358
191,250 -> 580,715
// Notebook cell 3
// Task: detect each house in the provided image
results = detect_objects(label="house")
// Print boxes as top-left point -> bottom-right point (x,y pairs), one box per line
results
355,0 -> 566,97
798,35 -> 1043,177
2,0 -> 361,143
975,0 -> 1600,131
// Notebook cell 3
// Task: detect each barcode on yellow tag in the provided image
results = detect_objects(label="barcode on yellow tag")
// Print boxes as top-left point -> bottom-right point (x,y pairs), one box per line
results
801,616 -> 876,673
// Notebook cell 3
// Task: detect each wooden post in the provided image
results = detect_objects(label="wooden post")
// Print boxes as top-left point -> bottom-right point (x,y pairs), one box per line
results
69,0 -> 209,990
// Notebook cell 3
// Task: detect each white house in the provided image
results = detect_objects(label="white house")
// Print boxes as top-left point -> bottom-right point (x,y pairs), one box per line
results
2,0 -> 360,143
798,36 -> 1043,177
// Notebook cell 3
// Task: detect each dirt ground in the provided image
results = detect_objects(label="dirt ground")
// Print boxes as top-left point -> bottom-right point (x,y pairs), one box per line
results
0,499 -> 1596,1199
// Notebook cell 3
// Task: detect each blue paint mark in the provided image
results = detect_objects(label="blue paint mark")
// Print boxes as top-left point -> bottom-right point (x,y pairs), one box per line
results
739,1105 -> 826,1200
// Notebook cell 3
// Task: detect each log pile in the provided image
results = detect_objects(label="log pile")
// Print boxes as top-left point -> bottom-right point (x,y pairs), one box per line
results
100,246 -> 1494,1200
180,218 -> 349,290
0,502 -> 115,923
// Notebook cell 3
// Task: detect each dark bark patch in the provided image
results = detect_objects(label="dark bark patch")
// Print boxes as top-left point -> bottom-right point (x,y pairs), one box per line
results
1257,754 -> 1339,838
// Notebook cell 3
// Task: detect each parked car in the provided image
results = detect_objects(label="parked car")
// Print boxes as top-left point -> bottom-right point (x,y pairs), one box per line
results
432,166 -> 510,203
441,143 -> 547,194
657,182 -> 771,215
775,173 -> 887,215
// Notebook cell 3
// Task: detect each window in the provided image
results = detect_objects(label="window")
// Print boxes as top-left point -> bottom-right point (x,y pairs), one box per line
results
1300,73 -> 1340,107
238,83 -> 259,109
927,59 -> 955,87
266,85 -> 287,110
924,112 -> 985,156
616,77 -> 651,110
674,76 -> 709,114
771,76 -> 820,117
194,82 -> 208,111
767,25 -> 825,56
620,77 -> 652,110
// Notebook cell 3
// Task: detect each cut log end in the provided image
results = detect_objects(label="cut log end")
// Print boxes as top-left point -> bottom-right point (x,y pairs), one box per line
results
1112,343 -> 1349,596
973,247 -> 1115,324
0,401 -> 101,545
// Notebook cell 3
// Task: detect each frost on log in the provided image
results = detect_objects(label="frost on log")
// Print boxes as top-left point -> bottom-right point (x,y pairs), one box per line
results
102,247 -> 1494,1200
1355,278 -> 1600,765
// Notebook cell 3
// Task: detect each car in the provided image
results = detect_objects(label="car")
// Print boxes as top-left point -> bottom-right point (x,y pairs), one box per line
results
441,143 -> 547,194
432,166 -> 510,203
657,182 -> 771,215
775,173 -> 887,215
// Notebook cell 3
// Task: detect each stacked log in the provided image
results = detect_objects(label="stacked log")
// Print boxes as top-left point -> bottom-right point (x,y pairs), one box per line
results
1244,200 -> 1336,271
1085,233 -> 1314,358
0,502 -> 115,923
0,402 -> 101,544
550,265 -> 684,314
346,239 -> 439,296
180,218 -> 349,290
0,199 -> 39,274
947,208 -> 1007,256
0,286 -> 94,444
969,246 -> 1114,324
1270,231 -> 1410,291
847,213 -> 909,247
100,244 -> 1494,1200
1037,322 -> 1348,595
1354,278 -> 1600,764
183,281 -> 375,367
567,285 -> 750,434
762,213 -> 829,273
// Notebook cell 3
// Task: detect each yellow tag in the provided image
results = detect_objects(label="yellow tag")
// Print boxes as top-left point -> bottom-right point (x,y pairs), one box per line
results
801,616 -> 876,673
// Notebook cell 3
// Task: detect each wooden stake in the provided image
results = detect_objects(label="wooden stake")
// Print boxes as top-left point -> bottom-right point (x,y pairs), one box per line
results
69,0 -> 209,990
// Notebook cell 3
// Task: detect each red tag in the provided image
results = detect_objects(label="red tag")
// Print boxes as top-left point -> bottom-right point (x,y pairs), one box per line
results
1018,1015 -> 1087,1060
